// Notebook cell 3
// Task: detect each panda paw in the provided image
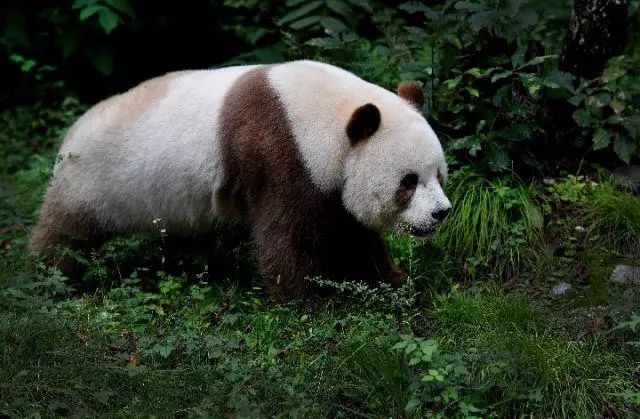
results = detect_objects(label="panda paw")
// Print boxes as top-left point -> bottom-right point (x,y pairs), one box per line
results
385,268 -> 407,288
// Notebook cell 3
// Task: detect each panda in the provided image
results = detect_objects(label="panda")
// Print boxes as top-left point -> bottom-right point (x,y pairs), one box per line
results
31,60 -> 451,300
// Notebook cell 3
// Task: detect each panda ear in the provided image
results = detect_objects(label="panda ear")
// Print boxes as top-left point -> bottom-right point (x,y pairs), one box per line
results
346,103 -> 381,145
397,81 -> 424,111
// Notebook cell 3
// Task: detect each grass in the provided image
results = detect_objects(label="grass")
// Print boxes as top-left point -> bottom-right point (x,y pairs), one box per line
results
585,180 -> 640,256
434,169 -> 545,279
431,288 -> 638,417
1,102 -> 639,417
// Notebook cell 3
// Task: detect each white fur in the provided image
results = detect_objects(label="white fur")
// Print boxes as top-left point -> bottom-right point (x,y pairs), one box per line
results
53,66 -> 259,234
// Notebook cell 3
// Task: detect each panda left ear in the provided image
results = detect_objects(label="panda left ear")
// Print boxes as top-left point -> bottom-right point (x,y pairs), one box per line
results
346,103 -> 381,145
397,81 -> 424,110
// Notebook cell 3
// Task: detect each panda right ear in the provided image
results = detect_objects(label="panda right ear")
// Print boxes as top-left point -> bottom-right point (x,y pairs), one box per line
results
346,103 -> 381,145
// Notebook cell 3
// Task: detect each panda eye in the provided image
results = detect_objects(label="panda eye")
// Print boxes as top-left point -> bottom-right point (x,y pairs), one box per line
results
400,173 -> 418,189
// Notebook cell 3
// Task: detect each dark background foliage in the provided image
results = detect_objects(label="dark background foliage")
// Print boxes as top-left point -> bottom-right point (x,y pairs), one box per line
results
1,1 -> 640,417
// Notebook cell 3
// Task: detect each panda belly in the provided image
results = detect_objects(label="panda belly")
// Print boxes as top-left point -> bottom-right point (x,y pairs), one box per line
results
54,66 -> 260,235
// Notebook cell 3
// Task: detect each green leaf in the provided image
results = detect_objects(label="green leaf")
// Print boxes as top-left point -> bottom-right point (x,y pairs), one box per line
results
465,86 -> 480,98
609,100 -> 625,114
487,146 -> 510,171
515,54 -> 556,70
320,16 -> 348,33
622,116 -> 640,138
408,357 -> 421,366
465,67 -> 483,78
511,46 -> 526,68
278,1 -> 323,25
589,92 -> 612,108
444,75 -> 462,90
592,128 -> 611,150
614,135 -> 636,164
573,109 -> 593,127
398,2 -> 432,14
98,9 -> 120,34
57,28 -> 82,58
491,70 -> 512,83
289,15 -> 321,30
79,5 -> 105,20
85,44 -> 114,75
544,70 -> 575,93
405,342 -> 417,354
391,341 -> 408,350
326,0 -> 356,20
105,0 -> 135,17
602,62 -> 626,83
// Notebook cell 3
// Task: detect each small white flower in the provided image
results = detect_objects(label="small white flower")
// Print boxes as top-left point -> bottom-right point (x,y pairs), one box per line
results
575,226 -> 585,232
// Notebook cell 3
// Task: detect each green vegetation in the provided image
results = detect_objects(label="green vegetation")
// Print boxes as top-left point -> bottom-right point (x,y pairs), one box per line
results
2,0 -> 640,417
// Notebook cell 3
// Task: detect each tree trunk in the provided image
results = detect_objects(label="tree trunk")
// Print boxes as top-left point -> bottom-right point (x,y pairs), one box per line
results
559,0 -> 628,78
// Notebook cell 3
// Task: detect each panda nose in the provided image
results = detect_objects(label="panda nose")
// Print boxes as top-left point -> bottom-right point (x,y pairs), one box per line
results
432,208 -> 450,222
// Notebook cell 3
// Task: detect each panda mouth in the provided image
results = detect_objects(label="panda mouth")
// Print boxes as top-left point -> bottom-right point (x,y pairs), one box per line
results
411,226 -> 436,237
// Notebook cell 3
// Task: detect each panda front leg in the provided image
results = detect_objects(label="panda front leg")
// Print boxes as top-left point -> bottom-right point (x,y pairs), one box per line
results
344,225 -> 407,288
252,223 -> 318,301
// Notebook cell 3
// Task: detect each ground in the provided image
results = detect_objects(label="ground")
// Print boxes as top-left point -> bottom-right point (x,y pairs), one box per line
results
1,103 -> 639,418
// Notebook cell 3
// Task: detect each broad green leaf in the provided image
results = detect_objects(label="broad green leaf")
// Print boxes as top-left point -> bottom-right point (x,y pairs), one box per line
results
79,5 -> 105,20
278,1 -> 323,25
568,94 -> 584,106
622,116 -> 640,138
609,100 -> 625,114
398,2 -> 432,14
544,70 -> 575,93
4,10 -> 30,47
405,342 -> 417,354
408,357 -> 421,366
465,86 -> 480,97
614,135 -> 636,164
592,128 -> 611,150
572,109 -> 593,127
588,92 -> 612,108
465,67 -> 483,78
99,9 -> 120,34
444,75 -> 462,90
289,15 -> 321,30
515,54 -> 556,70
487,146 -> 510,171
602,61 -> 626,83
391,341 -> 408,350
511,46 -> 526,68
326,0 -> 356,20
105,0 -> 135,17
491,70 -> 512,83
85,44 -> 114,75
320,16 -> 348,33
57,28 -> 82,58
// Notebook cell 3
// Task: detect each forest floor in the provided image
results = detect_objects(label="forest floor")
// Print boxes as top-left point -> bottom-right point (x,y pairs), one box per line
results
1,104 -> 639,418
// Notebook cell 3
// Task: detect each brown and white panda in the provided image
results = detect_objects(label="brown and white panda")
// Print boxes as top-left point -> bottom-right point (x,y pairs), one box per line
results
31,60 -> 451,300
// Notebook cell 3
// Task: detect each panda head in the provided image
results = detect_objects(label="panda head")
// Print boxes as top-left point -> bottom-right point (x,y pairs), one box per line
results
341,81 -> 451,237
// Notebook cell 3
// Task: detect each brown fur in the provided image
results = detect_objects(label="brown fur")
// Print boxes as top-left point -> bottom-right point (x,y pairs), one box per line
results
346,103 -> 381,144
218,66 -> 403,300
31,189 -> 108,277
397,81 -> 424,110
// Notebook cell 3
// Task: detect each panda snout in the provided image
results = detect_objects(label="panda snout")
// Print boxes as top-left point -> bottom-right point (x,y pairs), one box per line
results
432,207 -> 450,222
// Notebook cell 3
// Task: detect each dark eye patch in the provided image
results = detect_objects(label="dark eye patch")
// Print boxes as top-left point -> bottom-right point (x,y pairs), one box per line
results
400,173 -> 418,189
437,171 -> 445,187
